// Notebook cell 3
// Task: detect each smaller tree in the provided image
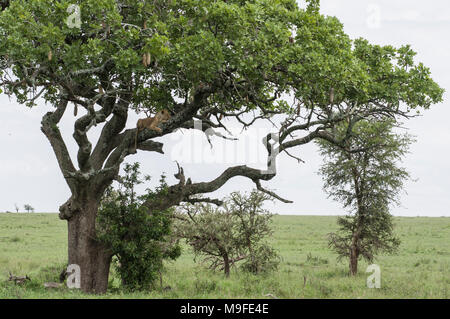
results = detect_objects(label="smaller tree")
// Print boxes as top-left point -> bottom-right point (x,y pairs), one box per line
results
14,204 -> 19,213
175,190 -> 279,277
23,204 -> 34,213
317,120 -> 412,275
96,163 -> 180,291
227,191 -> 280,274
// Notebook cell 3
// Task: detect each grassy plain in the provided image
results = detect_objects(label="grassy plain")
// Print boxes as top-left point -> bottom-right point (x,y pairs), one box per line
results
0,213 -> 449,299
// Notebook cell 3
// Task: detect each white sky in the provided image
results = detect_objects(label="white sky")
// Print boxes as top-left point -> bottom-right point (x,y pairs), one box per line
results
0,0 -> 449,216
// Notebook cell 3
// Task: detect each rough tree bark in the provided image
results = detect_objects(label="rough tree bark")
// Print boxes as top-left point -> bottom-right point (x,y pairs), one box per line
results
349,235 -> 359,276
60,189 -> 115,292
223,254 -> 231,278
349,165 -> 363,276
61,197 -> 112,293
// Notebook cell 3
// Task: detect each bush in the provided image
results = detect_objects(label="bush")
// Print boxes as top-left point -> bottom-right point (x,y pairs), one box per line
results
97,163 -> 180,290
23,204 -> 34,213
175,190 -> 280,276
241,244 -> 280,274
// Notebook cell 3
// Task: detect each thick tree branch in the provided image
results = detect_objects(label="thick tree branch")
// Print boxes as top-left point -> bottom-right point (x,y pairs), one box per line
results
102,84 -> 216,181
91,94 -> 129,169
137,140 -> 164,153
40,98 -> 77,191
142,161 -> 283,213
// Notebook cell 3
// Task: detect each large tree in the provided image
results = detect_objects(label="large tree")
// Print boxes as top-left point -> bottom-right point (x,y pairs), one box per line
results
0,0 -> 443,293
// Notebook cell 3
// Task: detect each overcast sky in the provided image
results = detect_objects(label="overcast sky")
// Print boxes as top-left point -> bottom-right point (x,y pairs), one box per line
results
1,0 -> 449,216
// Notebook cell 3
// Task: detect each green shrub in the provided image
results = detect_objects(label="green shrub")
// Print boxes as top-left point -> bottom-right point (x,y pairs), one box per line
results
97,163 -> 180,291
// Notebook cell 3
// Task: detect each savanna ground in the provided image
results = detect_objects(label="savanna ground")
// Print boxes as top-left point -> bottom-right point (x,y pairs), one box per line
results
0,213 -> 448,299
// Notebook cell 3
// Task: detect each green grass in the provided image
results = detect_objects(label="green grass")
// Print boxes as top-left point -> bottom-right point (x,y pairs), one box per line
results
0,214 -> 449,299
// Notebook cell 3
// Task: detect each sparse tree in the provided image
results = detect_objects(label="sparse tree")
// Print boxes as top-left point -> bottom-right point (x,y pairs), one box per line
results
227,191 -> 280,274
175,190 -> 279,277
0,1 -> 442,293
317,120 -> 412,275
14,203 -> 19,213
23,204 -> 34,213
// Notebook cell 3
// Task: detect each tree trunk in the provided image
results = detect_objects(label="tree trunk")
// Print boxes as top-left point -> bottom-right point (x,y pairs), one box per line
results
349,232 -> 359,276
349,246 -> 358,276
63,197 -> 112,294
223,254 -> 230,278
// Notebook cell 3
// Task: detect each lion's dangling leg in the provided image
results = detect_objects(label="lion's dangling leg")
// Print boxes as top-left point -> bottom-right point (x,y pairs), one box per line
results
149,122 -> 163,133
